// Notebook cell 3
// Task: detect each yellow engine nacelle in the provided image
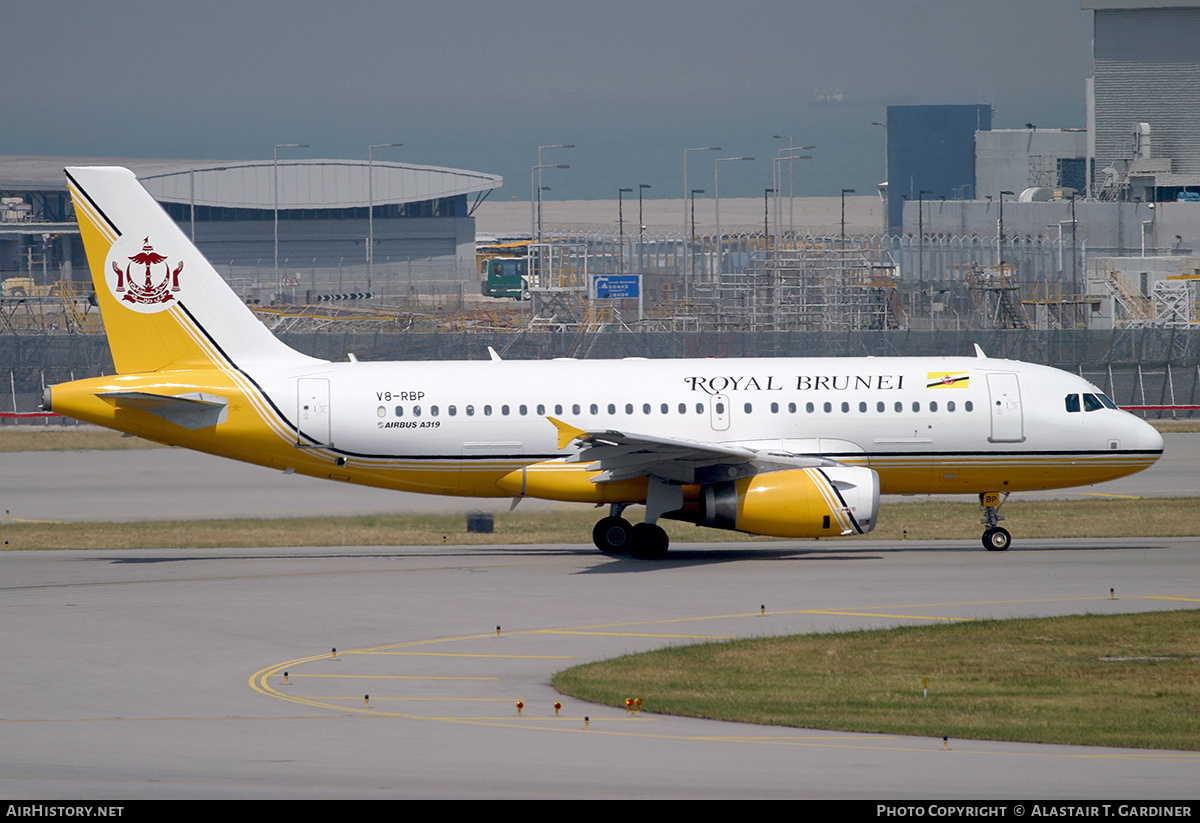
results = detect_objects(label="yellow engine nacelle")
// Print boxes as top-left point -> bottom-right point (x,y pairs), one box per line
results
677,466 -> 879,538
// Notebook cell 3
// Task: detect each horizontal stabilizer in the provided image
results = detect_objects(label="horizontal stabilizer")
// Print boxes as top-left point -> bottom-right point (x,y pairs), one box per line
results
98,391 -> 229,430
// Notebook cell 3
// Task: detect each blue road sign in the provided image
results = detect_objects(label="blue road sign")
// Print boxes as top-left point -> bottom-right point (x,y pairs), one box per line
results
593,275 -> 640,299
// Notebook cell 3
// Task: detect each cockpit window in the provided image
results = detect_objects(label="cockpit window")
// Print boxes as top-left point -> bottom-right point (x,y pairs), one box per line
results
1067,392 -> 1118,412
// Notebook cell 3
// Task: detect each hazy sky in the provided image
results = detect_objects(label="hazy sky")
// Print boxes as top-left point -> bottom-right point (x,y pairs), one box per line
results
5,1 -> 1095,198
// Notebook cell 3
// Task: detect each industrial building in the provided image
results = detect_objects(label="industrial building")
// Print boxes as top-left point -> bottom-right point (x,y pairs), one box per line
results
882,104 -> 991,235
890,1 -> 1200,228
878,1 -> 1200,332
1088,0 -> 1200,201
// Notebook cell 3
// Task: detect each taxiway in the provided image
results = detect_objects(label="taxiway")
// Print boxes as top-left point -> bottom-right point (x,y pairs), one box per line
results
2,538 -> 1198,798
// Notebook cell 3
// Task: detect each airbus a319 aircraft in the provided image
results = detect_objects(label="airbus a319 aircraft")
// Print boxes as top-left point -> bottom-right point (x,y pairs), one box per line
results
45,167 -> 1164,558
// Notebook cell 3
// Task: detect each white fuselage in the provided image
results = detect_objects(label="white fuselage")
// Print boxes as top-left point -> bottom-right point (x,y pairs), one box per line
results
251,354 -> 1162,499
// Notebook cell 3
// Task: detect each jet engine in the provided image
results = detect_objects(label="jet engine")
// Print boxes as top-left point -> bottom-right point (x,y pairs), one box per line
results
668,465 -> 879,538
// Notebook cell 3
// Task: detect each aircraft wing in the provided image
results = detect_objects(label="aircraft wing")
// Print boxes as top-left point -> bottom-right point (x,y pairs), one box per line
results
547,416 -> 834,484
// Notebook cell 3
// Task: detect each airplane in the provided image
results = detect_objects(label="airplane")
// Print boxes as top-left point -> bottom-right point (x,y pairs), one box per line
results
44,166 -> 1164,558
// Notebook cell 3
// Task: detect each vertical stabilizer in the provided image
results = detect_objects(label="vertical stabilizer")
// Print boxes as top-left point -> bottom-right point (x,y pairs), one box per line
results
66,166 -> 318,375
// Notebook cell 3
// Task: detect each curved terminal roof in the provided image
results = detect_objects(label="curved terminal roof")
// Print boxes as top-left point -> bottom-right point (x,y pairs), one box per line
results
139,159 -> 501,209
0,156 -> 502,209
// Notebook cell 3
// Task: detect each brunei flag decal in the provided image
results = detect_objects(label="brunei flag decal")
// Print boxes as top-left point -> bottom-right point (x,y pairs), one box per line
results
926,371 -> 970,389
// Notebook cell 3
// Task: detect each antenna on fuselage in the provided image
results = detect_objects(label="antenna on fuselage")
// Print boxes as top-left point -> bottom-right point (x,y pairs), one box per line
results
973,344 -> 988,358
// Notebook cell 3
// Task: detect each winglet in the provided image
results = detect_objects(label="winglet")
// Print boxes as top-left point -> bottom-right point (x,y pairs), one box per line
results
547,416 -> 587,449
973,343 -> 988,358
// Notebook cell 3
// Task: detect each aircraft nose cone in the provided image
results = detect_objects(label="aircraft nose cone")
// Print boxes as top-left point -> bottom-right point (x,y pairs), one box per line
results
1139,419 -> 1165,454
1125,414 -> 1164,457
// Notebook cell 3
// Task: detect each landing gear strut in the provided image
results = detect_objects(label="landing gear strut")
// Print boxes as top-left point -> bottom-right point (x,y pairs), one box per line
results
592,503 -> 671,559
980,491 -> 1011,551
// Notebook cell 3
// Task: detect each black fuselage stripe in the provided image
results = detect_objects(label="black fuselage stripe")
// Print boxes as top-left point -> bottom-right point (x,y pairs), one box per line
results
176,301 -> 321,446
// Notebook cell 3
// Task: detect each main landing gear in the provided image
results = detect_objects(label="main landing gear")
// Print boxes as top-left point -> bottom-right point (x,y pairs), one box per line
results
980,491 -> 1010,552
592,504 -> 670,560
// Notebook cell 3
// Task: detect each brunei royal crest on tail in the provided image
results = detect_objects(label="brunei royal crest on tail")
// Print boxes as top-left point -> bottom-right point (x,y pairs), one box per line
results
106,237 -> 183,311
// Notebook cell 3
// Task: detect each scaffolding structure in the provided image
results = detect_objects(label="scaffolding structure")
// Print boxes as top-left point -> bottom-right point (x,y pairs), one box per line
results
1089,257 -> 1200,329
967,265 -> 1031,329
0,281 -> 101,335
690,242 -> 902,331
524,242 -> 616,333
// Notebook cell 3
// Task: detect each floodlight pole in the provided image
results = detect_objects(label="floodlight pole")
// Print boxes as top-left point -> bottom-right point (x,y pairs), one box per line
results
273,143 -> 308,298
368,142 -> 403,291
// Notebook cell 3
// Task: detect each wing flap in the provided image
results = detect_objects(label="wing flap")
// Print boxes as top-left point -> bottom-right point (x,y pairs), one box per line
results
547,416 -> 836,485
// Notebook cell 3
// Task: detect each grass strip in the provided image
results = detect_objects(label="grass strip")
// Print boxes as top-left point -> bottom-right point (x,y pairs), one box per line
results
552,610 -> 1200,750
0,428 -> 165,451
3,498 -> 1200,550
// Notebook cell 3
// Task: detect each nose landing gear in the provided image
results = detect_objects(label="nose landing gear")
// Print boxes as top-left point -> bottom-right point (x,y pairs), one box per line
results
980,491 -> 1011,551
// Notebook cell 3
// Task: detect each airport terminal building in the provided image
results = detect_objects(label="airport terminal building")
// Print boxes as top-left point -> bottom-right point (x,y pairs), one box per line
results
0,156 -> 502,301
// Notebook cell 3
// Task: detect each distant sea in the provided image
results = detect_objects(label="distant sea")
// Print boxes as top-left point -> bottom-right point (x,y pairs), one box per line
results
439,103 -> 890,204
